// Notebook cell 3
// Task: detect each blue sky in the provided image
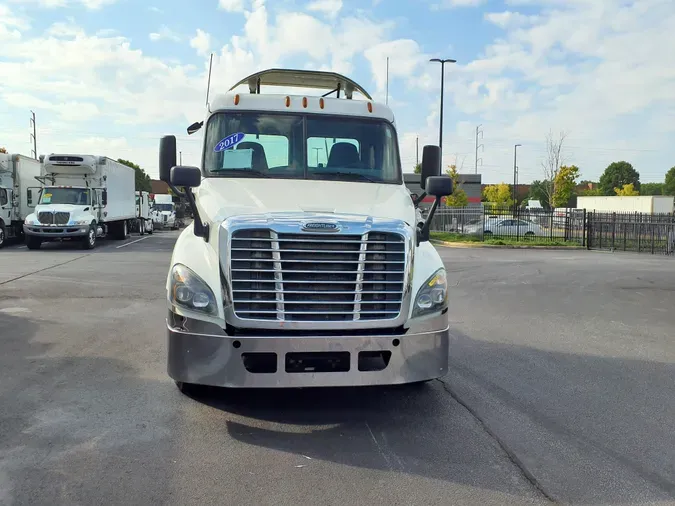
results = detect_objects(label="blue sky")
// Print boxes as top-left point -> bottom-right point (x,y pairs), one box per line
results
1,0 -> 674,184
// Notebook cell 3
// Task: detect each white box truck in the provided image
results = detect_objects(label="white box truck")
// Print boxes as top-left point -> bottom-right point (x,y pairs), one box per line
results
157,69 -> 454,394
577,195 -> 674,214
151,193 -> 177,230
23,154 -> 136,249
0,153 -> 42,248
133,190 -> 154,235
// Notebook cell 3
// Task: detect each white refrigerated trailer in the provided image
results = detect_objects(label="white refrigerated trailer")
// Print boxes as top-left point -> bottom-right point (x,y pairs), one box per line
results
23,154 -> 136,249
0,153 -> 41,247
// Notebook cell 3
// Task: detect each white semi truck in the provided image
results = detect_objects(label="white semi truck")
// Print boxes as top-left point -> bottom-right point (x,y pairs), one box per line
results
0,153 -> 41,248
23,155 -> 136,249
151,193 -> 178,230
159,69 -> 453,393
133,190 -> 154,235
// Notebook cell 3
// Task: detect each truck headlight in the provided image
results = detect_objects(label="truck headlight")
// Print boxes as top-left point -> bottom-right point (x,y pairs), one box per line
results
169,264 -> 217,315
412,268 -> 448,318
72,219 -> 89,225
24,217 -> 37,225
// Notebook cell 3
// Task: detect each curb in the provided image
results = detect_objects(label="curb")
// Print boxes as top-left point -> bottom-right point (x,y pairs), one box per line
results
430,240 -> 586,250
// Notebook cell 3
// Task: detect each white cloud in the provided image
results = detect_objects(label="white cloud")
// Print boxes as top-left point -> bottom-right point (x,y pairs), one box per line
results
307,0 -> 343,18
148,6 -> 162,13
190,29 -> 212,56
7,0 -> 118,8
218,0 -> 245,12
484,10 -> 538,28
149,25 -> 181,42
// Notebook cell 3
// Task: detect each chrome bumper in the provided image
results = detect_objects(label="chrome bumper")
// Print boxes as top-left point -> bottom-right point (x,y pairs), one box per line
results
23,225 -> 89,238
167,311 -> 449,388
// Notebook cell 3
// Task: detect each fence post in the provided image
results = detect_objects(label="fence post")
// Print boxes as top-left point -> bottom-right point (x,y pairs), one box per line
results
583,209 -> 587,248
611,212 -> 616,251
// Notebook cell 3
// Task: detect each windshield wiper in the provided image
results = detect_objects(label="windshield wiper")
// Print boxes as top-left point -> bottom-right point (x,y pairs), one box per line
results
211,169 -> 270,178
312,172 -> 380,183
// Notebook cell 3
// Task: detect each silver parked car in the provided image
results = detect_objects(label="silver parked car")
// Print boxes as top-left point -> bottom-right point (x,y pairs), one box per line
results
466,217 -> 545,237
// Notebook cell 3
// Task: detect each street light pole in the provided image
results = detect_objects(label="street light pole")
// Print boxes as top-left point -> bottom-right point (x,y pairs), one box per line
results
513,144 -> 521,209
430,58 -> 457,172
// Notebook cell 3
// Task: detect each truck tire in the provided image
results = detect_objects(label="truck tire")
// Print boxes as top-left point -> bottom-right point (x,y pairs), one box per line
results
82,225 -> 97,250
147,220 -> 153,235
139,218 -> 145,236
26,236 -> 42,250
113,220 -> 128,240
0,223 -> 5,249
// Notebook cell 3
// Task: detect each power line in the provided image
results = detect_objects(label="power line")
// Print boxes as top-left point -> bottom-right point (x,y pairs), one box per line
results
475,124 -> 484,174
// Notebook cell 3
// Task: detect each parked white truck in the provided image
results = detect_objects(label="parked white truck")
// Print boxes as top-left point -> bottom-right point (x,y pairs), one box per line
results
151,193 -> 177,230
158,69 -> 453,393
134,190 -> 154,235
23,155 -> 136,249
0,153 -> 41,248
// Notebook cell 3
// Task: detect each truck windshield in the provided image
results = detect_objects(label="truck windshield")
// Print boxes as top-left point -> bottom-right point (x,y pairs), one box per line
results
203,112 -> 401,184
39,188 -> 90,205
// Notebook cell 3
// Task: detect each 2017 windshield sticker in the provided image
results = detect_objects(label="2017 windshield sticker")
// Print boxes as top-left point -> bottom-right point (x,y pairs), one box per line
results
214,132 -> 245,152
42,193 -> 52,204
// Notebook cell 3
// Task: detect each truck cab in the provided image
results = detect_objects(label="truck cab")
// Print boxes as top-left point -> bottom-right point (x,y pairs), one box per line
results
152,194 -> 177,230
159,69 -> 453,392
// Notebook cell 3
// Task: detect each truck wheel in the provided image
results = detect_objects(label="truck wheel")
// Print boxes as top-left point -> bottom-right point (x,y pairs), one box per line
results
147,220 -> 153,234
139,218 -> 145,236
82,225 -> 97,250
26,236 -> 42,250
0,224 -> 5,248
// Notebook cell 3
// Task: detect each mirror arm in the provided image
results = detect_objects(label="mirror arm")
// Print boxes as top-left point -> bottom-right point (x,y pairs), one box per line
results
417,195 -> 442,246
167,183 -> 186,199
413,191 -> 427,208
180,186 -> 209,241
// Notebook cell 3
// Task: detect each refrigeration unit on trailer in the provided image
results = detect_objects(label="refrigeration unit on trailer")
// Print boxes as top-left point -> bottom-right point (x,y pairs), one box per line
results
23,155 -> 136,249
0,153 -> 41,248
134,190 -> 154,235
158,68 -> 454,393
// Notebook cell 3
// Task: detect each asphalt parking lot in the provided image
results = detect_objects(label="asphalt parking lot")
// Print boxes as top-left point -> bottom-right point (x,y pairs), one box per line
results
1,234 -> 674,505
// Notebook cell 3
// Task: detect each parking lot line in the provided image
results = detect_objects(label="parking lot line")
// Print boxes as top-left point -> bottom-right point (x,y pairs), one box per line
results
116,236 -> 150,249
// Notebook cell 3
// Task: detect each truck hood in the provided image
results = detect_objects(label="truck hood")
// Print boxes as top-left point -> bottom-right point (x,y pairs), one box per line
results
34,204 -> 91,214
196,178 -> 416,225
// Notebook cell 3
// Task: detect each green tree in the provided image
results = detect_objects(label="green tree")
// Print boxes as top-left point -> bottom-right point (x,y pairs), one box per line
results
552,165 -> 580,207
483,183 -> 513,206
413,163 -> 422,174
599,161 -> 640,196
579,188 -> 602,196
0,147 -> 7,154
640,182 -> 664,196
614,183 -> 639,196
443,164 -> 469,207
664,167 -> 675,196
118,158 -> 152,193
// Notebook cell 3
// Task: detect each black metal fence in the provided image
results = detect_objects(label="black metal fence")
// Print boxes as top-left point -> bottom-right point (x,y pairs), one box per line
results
429,206 -> 587,244
586,212 -> 675,255
428,206 -> 675,255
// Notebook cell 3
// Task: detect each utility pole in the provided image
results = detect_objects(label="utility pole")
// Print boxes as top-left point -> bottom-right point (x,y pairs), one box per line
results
429,58 -> 457,172
312,147 -> 322,166
475,124 -> 483,174
416,136 -> 419,167
513,144 -> 521,209
30,111 -> 37,160
385,57 -> 389,105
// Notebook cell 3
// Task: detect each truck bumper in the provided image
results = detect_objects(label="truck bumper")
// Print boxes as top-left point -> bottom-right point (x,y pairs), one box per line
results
23,225 -> 89,238
167,311 -> 450,388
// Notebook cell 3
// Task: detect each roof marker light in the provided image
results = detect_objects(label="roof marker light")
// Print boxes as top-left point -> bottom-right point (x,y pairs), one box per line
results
285,96 -> 291,107
319,98 -> 325,109
234,94 -> 240,105
367,102 -> 373,113
302,97 -> 308,108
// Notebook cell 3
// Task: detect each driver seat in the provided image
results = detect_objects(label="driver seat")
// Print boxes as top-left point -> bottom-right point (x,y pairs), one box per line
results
327,142 -> 359,167
236,141 -> 269,171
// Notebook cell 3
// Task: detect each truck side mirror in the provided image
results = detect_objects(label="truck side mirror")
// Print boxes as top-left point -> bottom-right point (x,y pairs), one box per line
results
102,190 -> 108,206
420,145 -> 441,190
171,166 -> 201,188
426,176 -> 453,198
159,135 -> 177,183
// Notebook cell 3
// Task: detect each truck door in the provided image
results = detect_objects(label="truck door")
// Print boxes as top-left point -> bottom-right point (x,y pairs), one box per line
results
92,189 -> 102,222
0,188 -> 11,221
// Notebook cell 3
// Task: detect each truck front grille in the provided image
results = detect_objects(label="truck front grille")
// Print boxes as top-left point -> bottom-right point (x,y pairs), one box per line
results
54,212 -> 70,225
230,230 -> 406,322
38,212 -> 53,224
